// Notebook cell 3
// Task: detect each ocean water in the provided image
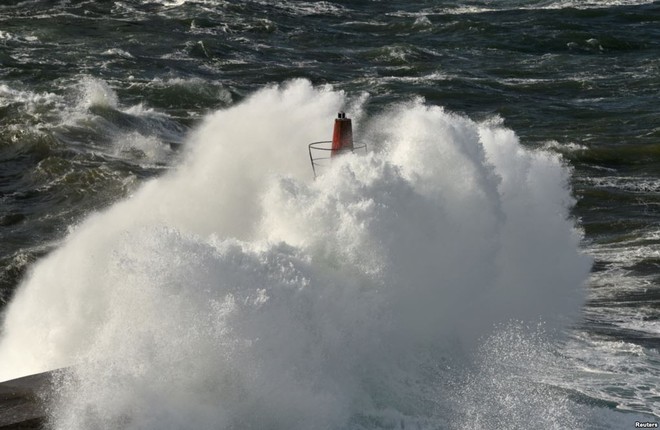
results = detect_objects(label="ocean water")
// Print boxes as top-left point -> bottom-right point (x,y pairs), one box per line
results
0,1 -> 658,429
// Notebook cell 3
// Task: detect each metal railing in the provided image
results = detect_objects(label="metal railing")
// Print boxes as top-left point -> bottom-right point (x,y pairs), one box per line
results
308,141 -> 368,179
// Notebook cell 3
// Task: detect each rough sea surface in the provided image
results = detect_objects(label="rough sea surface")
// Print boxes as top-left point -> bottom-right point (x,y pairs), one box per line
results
0,1 -> 658,429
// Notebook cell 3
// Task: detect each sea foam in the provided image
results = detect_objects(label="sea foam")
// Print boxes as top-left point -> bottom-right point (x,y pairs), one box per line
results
0,80 -> 591,429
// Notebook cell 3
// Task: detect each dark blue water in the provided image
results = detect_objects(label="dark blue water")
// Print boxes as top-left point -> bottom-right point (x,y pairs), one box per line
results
1,1 -> 659,428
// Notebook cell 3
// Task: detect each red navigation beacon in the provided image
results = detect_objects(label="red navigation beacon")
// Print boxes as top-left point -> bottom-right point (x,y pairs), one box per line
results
308,112 -> 366,179
331,112 -> 354,156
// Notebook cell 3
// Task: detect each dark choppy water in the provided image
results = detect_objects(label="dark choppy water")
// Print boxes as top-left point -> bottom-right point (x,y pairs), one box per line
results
1,0 -> 659,427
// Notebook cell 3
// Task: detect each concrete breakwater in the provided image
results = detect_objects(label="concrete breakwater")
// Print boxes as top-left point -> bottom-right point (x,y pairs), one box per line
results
0,371 -> 53,429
